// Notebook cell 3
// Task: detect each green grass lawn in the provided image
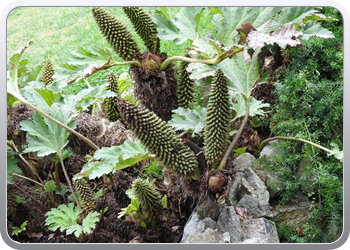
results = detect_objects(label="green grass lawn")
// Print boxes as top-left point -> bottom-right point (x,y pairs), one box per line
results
7,7 -> 187,93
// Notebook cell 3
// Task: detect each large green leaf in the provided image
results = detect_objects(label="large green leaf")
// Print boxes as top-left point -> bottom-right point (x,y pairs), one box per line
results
262,7 -> 317,33
168,107 -> 206,136
300,21 -> 335,40
80,162 -> 115,180
53,47 -> 116,86
188,48 -> 262,98
56,83 -> 116,113
94,140 -> 149,163
22,81 -> 61,108
157,7 -> 334,58
248,23 -> 303,49
20,104 -> 77,157
153,7 -> 204,44
45,203 -> 82,232
231,94 -> 270,119
7,41 -> 34,90
211,7 -> 283,45
80,140 -> 153,179
66,211 -> 100,237
7,157 -> 22,184
6,42 -> 45,105
7,72 -> 24,103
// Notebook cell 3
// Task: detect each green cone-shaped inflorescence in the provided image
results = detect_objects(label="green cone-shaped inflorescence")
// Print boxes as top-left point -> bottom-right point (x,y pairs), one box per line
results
116,97 -> 198,179
204,69 -> 231,165
92,7 -> 141,62
132,178 -> 162,221
73,178 -> 96,214
105,72 -> 121,121
123,7 -> 160,53
177,55 -> 195,108
41,58 -> 54,85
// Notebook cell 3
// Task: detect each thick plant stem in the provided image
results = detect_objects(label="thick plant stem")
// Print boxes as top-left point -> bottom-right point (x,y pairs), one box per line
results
258,136 -> 332,153
160,47 -> 244,71
58,153 -> 82,210
21,99 -> 100,151
110,60 -> 142,68
217,95 -> 250,170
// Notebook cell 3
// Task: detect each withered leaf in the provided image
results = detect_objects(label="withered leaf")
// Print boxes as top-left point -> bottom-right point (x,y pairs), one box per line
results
235,207 -> 248,221
237,21 -> 257,45
248,22 -> 303,49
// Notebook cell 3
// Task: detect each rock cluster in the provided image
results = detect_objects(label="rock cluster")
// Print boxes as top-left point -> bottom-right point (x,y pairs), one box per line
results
181,153 -> 279,243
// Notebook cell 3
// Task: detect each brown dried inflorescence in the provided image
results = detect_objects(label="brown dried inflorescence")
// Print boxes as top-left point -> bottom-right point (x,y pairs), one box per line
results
68,113 -> 135,156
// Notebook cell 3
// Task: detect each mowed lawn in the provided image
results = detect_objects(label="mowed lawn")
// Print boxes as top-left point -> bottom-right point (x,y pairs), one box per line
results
7,7 -> 186,92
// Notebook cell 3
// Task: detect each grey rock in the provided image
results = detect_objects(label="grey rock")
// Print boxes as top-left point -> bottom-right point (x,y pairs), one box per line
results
217,206 -> 245,242
187,228 -> 218,243
237,194 -> 272,218
242,218 -> 279,243
217,232 -> 231,243
181,214 -> 217,243
196,198 -> 222,220
227,154 -> 272,219
273,192 -> 312,227
233,153 -> 256,171
259,141 -> 280,158
180,153 -> 281,244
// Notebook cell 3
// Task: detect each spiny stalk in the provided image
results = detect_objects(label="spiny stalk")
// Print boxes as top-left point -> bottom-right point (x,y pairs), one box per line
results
132,178 -> 162,221
105,72 -> 121,122
204,69 -> 231,166
116,97 -> 199,179
92,7 -> 142,62
73,178 -> 96,214
41,58 -> 54,85
177,54 -> 195,108
123,7 -> 160,53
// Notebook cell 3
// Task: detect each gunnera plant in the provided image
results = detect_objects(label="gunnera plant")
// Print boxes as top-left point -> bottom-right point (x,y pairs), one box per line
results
204,69 -> 231,166
132,178 -> 162,221
122,7 -> 160,53
41,58 -> 54,86
92,7 -> 142,62
116,97 -> 199,179
177,54 -> 196,108
73,178 -> 96,214
92,7 -> 177,121
104,72 -> 121,122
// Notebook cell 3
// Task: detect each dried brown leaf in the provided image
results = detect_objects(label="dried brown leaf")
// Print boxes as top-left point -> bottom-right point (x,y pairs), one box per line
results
248,22 -> 303,49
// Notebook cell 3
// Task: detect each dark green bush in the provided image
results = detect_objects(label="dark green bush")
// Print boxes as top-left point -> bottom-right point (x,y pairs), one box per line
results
261,7 -> 343,243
